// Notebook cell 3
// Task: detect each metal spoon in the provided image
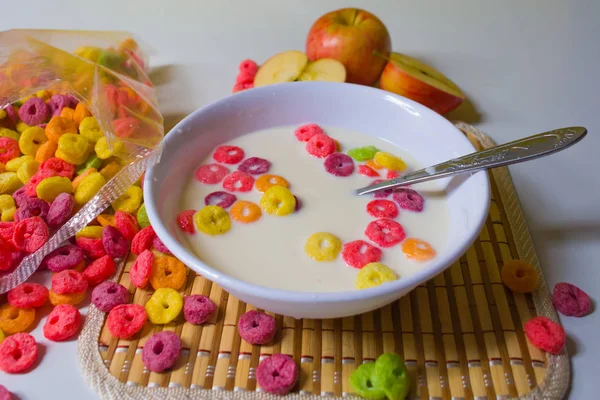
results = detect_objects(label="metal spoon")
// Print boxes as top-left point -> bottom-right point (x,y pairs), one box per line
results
355,126 -> 587,196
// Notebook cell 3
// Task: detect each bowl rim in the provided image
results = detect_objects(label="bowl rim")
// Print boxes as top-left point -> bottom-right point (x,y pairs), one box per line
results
145,81 -> 491,304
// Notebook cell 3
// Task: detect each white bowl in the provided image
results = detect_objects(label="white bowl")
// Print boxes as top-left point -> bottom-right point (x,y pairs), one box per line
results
144,81 -> 490,319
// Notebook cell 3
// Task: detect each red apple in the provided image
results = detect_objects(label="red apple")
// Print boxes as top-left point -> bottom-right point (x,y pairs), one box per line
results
379,52 -> 465,114
306,8 -> 391,86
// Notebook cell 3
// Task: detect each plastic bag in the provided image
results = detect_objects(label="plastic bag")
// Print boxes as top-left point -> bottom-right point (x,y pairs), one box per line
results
0,29 -> 164,293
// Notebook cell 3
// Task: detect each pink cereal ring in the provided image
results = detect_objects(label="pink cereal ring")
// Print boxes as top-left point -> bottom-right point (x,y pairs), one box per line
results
43,244 -> 84,272
392,188 -> 424,212
342,240 -> 382,269
552,282 -> 591,317
222,171 -> 255,192
142,331 -> 181,372
130,249 -> 154,288
91,281 -> 129,313
358,164 -> 379,177
306,134 -> 335,158
294,123 -> 324,142
213,145 -> 245,164
152,236 -> 172,255
204,191 -> 236,208
14,197 -> 49,222
369,179 -> 394,199
0,333 -> 38,373
237,157 -> 271,175
239,59 -> 258,76
102,226 -> 129,259
131,226 -> 156,255
176,210 -> 196,234
7,283 -> 49,309
365,218 -> 406,248
46,193 -> 75,228
324,153 -> 355,177
0,384 -> 11,400
18,97 -> 50,126
257,354 -> 299,395
51,269 -> 88,295
238,310 -> 276,345
183,295 -> 217,325
195,164 -> 230,184
83,255 -> 116,286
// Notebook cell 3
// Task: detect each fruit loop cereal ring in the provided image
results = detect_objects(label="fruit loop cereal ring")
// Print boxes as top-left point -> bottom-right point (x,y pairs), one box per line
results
13,217 -> 49,253
0,239 -> 12,271
77,154 -> 102,175
43,244 -> 84,272
401,238 -> 436,262
131,249 -> 154,288
107,304 -> 147,339
0,384 -> 10,400
47,193 -> 75,228
213,145 -> 245,164
7,283 -> 48,309
230,200 -> 262,224
237,157 -> 271,175
45,116 -> 77,143
94,137 -> 124,160
35,140 -> 58,164
349,363 -> 385,399
365,159 -> 383,170
74,172 -> 106,205
92,281 -> 129,312
78,116 -> 103,143
386,170 -> 400,179
194,206 -> 231,236
115,211 -> 140,241
238,310 -> 276,345
142,331 -> 181,373
112,185 -> 143,213
73,103 -> 92,125
552,282 -> 591,317
294,123 -> 324,142
358,164 -> 380,177
0,138 -> 19,164
76,237 -> 106,259
356,262 -> 398,289
11,187 -> 29,208
99,161 -> 122,181
306,134 -> 336,158
14,197 -> 49,222
6,156 -> 33,173
177,210 -> 196,234
0,194 -> 15,221
153,236 -> 172,255
195,163 -> 230,184
0,304 -> 35,335
365,219 -> 406,248
255,174 -> 290,193
324,153 -> 355,177
52,269 -> 88,295
392,188 -> 424,212
24,169 -> 58,197
239,59 -> 259,75
184,295 -> 217,325
102,226 -> 129,259
236,69 -> 254,84
43,304 -> 81,342
145,288 -> 184,324
0,333 -> 38,373
49,289 -> 86,306
96,213 -> 116,228
204,191 -> 237,208
112,117 -> 141,138
347,146 -> 380,162
222,171 -> 255,193
150,255 -> 187,290
372,353 -> 410,400
56,133 -> 91,165
39,157 -> 75,179
374,151 -> 407,171
524,316 -> 565,354
260,186 -> 296,216
132,226 -> 156,255
18,98 -> 49,126
304,232 -> 342,262
500,260 -> 539,293
368,179 -> 393,199
17,160 -> 40,185
257,354 -> 299,395
137,204 -> 150,228
18,127 -> 47,157
48,94 -> 76,117
0,172 -> 22,195
83,255 -> 116,286
76,226 -> 104,239
342,240 -> 383,269
367,200 -> 399,219
36,176 -> 72,202
0,127 -> 18,141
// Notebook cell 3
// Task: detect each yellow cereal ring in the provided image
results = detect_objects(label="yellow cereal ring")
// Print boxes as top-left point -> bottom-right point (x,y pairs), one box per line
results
74,172 -> 106,205
17,159 -> 40,184
35,140 -> 58,163
0,194 -> 16,219
0,127 -> 19,141
149,256 -> 187,290
260,185 -> 296,216
356,263 -> 398,289
304,232 -> 342,262
194,205 -> 231,236
95,137 -> 124,160
144,288 -> 183,324
57,133 -> 91,165
76,225 -> 104,239
255,174 -> 290,193
6,156 -> 34,172
373,152 -> 407,172
1,207 -> 15,222
19,127 -> 48,156
0,304 -> 35,335
0,172 -> 23,194
96,213 -> 116,227
16,121 -> 30,133
36,176 -> 72,202
79,116 -> 104,143
112,185 -> 143,213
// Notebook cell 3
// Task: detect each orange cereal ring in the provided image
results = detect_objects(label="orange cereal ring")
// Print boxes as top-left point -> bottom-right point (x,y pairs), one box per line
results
0,304 -> 35,334
35,140 -> 58,163
230,200 -> 262,223
45,116 -> 78,143
501,260 -> 539,293
149,255 -> 187,290
255,174 -> 289,193
73,103 -> 91,125
72,168 -> 97,191
60,107 -> 75,121
49,289 -> 86,306
365,159 -> 383,170
96,213 -> 116,227
401,238 -> 436,262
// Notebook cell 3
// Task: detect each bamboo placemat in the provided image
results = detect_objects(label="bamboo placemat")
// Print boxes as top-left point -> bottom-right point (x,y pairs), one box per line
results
78,123 -> 569,400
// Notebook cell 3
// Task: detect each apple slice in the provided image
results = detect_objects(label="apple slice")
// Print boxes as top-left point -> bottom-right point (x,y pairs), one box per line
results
253,51 -> 308,87
298,58 -> 346,82
378,52 -> 465,114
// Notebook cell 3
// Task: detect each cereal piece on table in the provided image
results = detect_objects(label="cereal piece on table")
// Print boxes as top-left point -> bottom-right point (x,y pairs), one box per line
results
115,211 -> 139,241
107,304 -> 147,339
230,200 -> 262,224
18,98 -> 50,126
349,363 -> 385,399
256,354 -> 298,395
0,384 -> 11,400
152,236 -> 172,255
372,353 -> 410,400
238,310 -> 276,345
112,185 -> 143,213
401,238 -> 436,262
78,116 -> 103,143
213,145 -> 245,164
304,232 -> 342,262
130,249 -> 154,288
0,304 -> 35,334
149,255 -> 187,290
324,152 -> 355,177
177,210 -> 196,234
131,226 -> 156,255
45,116 -> 77,143
91,282 -> 129,312
306,134 -> 335,158
194,206 -> 231,236
43,244 -> 84,272
358,164 -> 380,177
7,283 -> 48,309
392,188 -> 424,212
136,203 -> 150,228
74,172 -> 106,205
294,123 -> 324,142
43,304 -> 81,341
76,226 -> 104,239
237,157 -> 271,175
36,176 -> 72,202
194,163 -> 229,184
501,260 -> 539,293
260,186 -> 296,216
552,282 -> 591,317
12,217 -> 49,252
204,191 -> 236,208
83,255 -> 116,286
347,145 -> 380,162
39,157 -> 75,178
102,226 -> 129,259
49,289 -> 86,306
367,199 -> 398,219
0,333 -> 38,373
222,171 -> 255,192
145,288 -> 183,324
342,240 -> 382,269
356,263 -> 398,289
365,219 -> 406,248
46,193 -> 75,228
254,174 -> 289,193
35,140 -> 58,164
0,138 -> 19,164
183,295 -> 217,325
142,331 -> 181,373
374,151 -> 407,172
524,316 -> 565,354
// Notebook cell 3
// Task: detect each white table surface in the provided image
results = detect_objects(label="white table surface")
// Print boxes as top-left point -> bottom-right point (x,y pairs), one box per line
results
1,0 -> 598,398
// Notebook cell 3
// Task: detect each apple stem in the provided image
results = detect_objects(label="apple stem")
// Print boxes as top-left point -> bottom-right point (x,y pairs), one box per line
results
372,50 -> 391,62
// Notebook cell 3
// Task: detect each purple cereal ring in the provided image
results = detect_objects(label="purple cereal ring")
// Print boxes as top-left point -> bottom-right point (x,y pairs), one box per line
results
152,236 -> 172,255
47,94 -> 74,117
552,282 -> 591,317
237,157 -> 271,175
392,188 -> 424,212
18,97 -> 50,126
91,281 -> 129,312
324,153 -> 355,177
237,310 -> 276,345
142,331 -> 181,372
294,195 -> 302,212
183,295 -> 217,325
0,384 -> 11,400
12,187 -> 31,208
204,191 -> 237,208
47,193 -> 75,228
369,179 -> 394,199
15,198 -> 49,222
43,244 -> 84,272
257,354 -> 299,395
102,226 -> 129,259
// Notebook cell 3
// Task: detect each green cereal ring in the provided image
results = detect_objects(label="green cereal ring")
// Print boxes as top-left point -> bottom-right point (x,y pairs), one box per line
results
349,363 -> 386,399
347,145 -> 379,161
372,353 -> 410,400
76,154 -> 103,175
137,203 -> 150,228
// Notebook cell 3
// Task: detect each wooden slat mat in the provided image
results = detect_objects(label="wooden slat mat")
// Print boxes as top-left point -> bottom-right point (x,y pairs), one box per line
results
78,123 -> 569,400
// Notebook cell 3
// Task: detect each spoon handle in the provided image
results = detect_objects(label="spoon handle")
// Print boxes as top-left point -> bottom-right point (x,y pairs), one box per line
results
355,126 -> 587,196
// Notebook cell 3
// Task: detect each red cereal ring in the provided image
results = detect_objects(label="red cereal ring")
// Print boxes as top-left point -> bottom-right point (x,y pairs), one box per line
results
130,249 -> 154,288
366,200 -> 399,219
51,269 -> 88,295
0,333 -> 38,373
0,222 -> 14,243
12,217 -> 49,253
204,191 -> 237,208
238,310 -> 276,345
195,163 -> 230,184
222,171 -> 255,192
365,219 -> 406,248
0,137 -> 20,164
342,240 -> 383,269
552,282 -> 591,317
306,133 -> 336,158
39,157 -> 75,179
392,188 -> 424,212
237,157 -> 271,175
176,210 -> 196,234
76,237 -> 106,259
7,283 -> 49,309
257,354 -> 299,395
83,255 -> 116,286
294,123 -> 324,142
386,170 -> 400,179
0,238 -> 12,272
524,316 -> 566,354
107,304 -> 147,339
324,153 -> 355,177
114,211 -> 139,241
131,226 -> 156,255
43,304 -> 81,341
236,69 -> 255,84
213,145 -> 245,164
358,164 -> 380,177
239,59 -> 258,76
